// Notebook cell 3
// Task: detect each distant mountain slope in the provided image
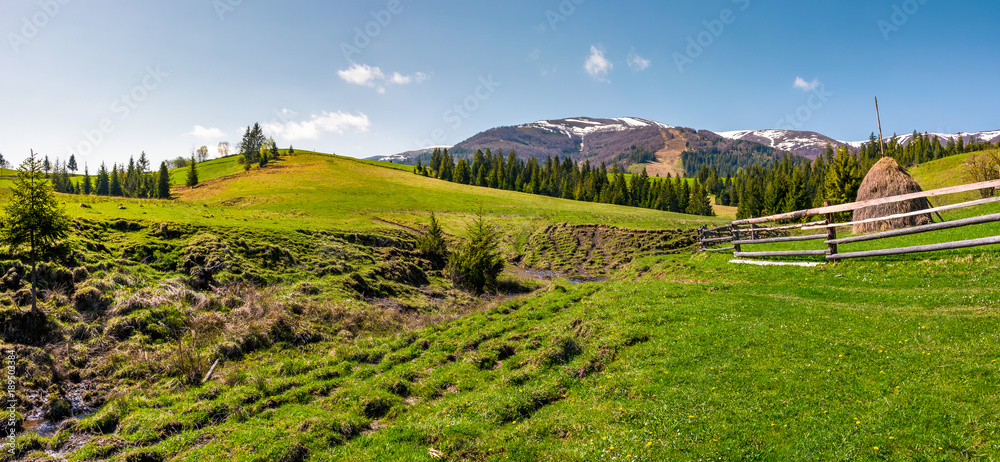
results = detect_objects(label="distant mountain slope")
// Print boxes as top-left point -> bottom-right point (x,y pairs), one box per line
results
366,146 -> 451,164
716,130 -> 846,159
377,116 -> 998,175
717,129 -> 1000,159
450,117 -> 672,160
448,117 -> 788,177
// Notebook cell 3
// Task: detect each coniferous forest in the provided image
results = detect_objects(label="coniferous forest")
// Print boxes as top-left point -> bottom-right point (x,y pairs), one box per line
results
732,133 -> 997,220
416,148 -> 717,217
416,132 -> 997,221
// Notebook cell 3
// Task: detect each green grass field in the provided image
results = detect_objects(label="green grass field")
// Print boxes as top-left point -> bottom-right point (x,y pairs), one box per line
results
1,149 -> 998,461
20,245 -> 998,461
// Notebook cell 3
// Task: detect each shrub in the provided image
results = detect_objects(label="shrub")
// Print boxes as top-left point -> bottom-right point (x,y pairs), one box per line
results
965,150 -> 1000,198
446,213 -> 504,294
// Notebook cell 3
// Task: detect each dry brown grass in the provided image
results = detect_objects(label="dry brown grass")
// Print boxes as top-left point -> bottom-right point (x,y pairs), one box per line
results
852,157 -> 932,234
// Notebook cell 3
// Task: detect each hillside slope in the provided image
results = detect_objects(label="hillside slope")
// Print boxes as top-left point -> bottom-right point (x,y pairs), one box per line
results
167,152 -> 720,233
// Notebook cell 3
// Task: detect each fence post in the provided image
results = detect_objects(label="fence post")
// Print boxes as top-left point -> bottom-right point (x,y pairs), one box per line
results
698,226 -> 706,252
824,201 -> 838,257
732,225 -> 742,253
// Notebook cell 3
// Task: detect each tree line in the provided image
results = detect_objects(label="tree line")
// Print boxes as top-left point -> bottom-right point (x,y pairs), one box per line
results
731,133 -> 1000,221
41,151 -> 180,199
415,148 -> 716,216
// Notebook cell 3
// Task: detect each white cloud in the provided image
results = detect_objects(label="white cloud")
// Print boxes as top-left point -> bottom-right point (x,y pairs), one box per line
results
627,50 -> 651,72
585,45 -> 613,82
529,49 -> 542,61
794,77 -> 821,92
338,64 -> 385,87
262,111 -> 371,141
187,125 -> 225,140
338,64 -> 429,92
389,72 -> 429,85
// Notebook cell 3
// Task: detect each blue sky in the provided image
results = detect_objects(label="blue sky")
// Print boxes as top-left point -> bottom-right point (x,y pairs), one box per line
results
2,0 -> 998,167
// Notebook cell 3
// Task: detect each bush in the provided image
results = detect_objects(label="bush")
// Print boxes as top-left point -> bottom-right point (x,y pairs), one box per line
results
446,213 -> 504,294
965,150 -> 1000,198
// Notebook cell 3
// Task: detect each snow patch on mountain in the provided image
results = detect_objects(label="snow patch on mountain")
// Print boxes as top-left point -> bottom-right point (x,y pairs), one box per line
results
521,117 -> 673,139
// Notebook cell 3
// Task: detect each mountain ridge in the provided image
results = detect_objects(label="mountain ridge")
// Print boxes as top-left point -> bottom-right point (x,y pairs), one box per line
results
369,116 -> 1000,171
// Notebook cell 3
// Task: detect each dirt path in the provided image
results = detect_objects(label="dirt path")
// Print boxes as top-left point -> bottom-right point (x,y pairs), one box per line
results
372,217 -> 424,235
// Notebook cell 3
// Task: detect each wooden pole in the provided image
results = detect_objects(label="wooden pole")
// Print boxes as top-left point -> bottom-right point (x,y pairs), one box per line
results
824,201 -> 838,258
875,96 -> 887,158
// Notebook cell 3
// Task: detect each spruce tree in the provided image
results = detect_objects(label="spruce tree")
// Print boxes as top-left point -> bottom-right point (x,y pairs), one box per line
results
824,145 -> 862,208
0,150 -> 71,314
269,138 -> 279,159
446,212 -> 504,294
157,161 -> 171,199
67,154 -> 77,173
96,163 -> 110,196
186,155 -> 199,187
415,212 -> 447,269
109,164 -> 123,196
82,165 -> 92,195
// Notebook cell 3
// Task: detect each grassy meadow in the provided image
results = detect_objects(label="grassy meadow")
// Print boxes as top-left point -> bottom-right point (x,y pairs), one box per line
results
0,149 -> 998,461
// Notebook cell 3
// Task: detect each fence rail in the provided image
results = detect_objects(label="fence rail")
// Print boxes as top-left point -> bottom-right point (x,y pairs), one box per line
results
698,178 -> 1000,262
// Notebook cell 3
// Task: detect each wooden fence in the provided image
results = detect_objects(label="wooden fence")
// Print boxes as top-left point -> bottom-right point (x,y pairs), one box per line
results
698,179 -> 1000,262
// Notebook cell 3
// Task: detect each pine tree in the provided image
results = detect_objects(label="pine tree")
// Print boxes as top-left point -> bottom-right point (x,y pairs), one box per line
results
125,156 -> 138,197
67,154 -> 78,173
686,181 -> 715,216
82,165 -> 92,195
109,164 -> 123,196
0,150 -> 71,314
43,155 -> 51,177
446,212 -> 504,294
453,159 -> 470,184
95,163 -> 110,196
824,145 -> 863,220
269,137 -> 279,159
186,155 -> 199,187
157,161 -> 171,199
415,212 -> 447,269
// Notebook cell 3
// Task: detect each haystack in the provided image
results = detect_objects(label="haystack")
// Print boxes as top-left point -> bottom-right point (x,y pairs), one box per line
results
852,157 -> 932,234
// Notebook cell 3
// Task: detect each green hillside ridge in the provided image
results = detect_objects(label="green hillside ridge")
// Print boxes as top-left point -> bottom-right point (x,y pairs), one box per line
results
0,149 -> 998,461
